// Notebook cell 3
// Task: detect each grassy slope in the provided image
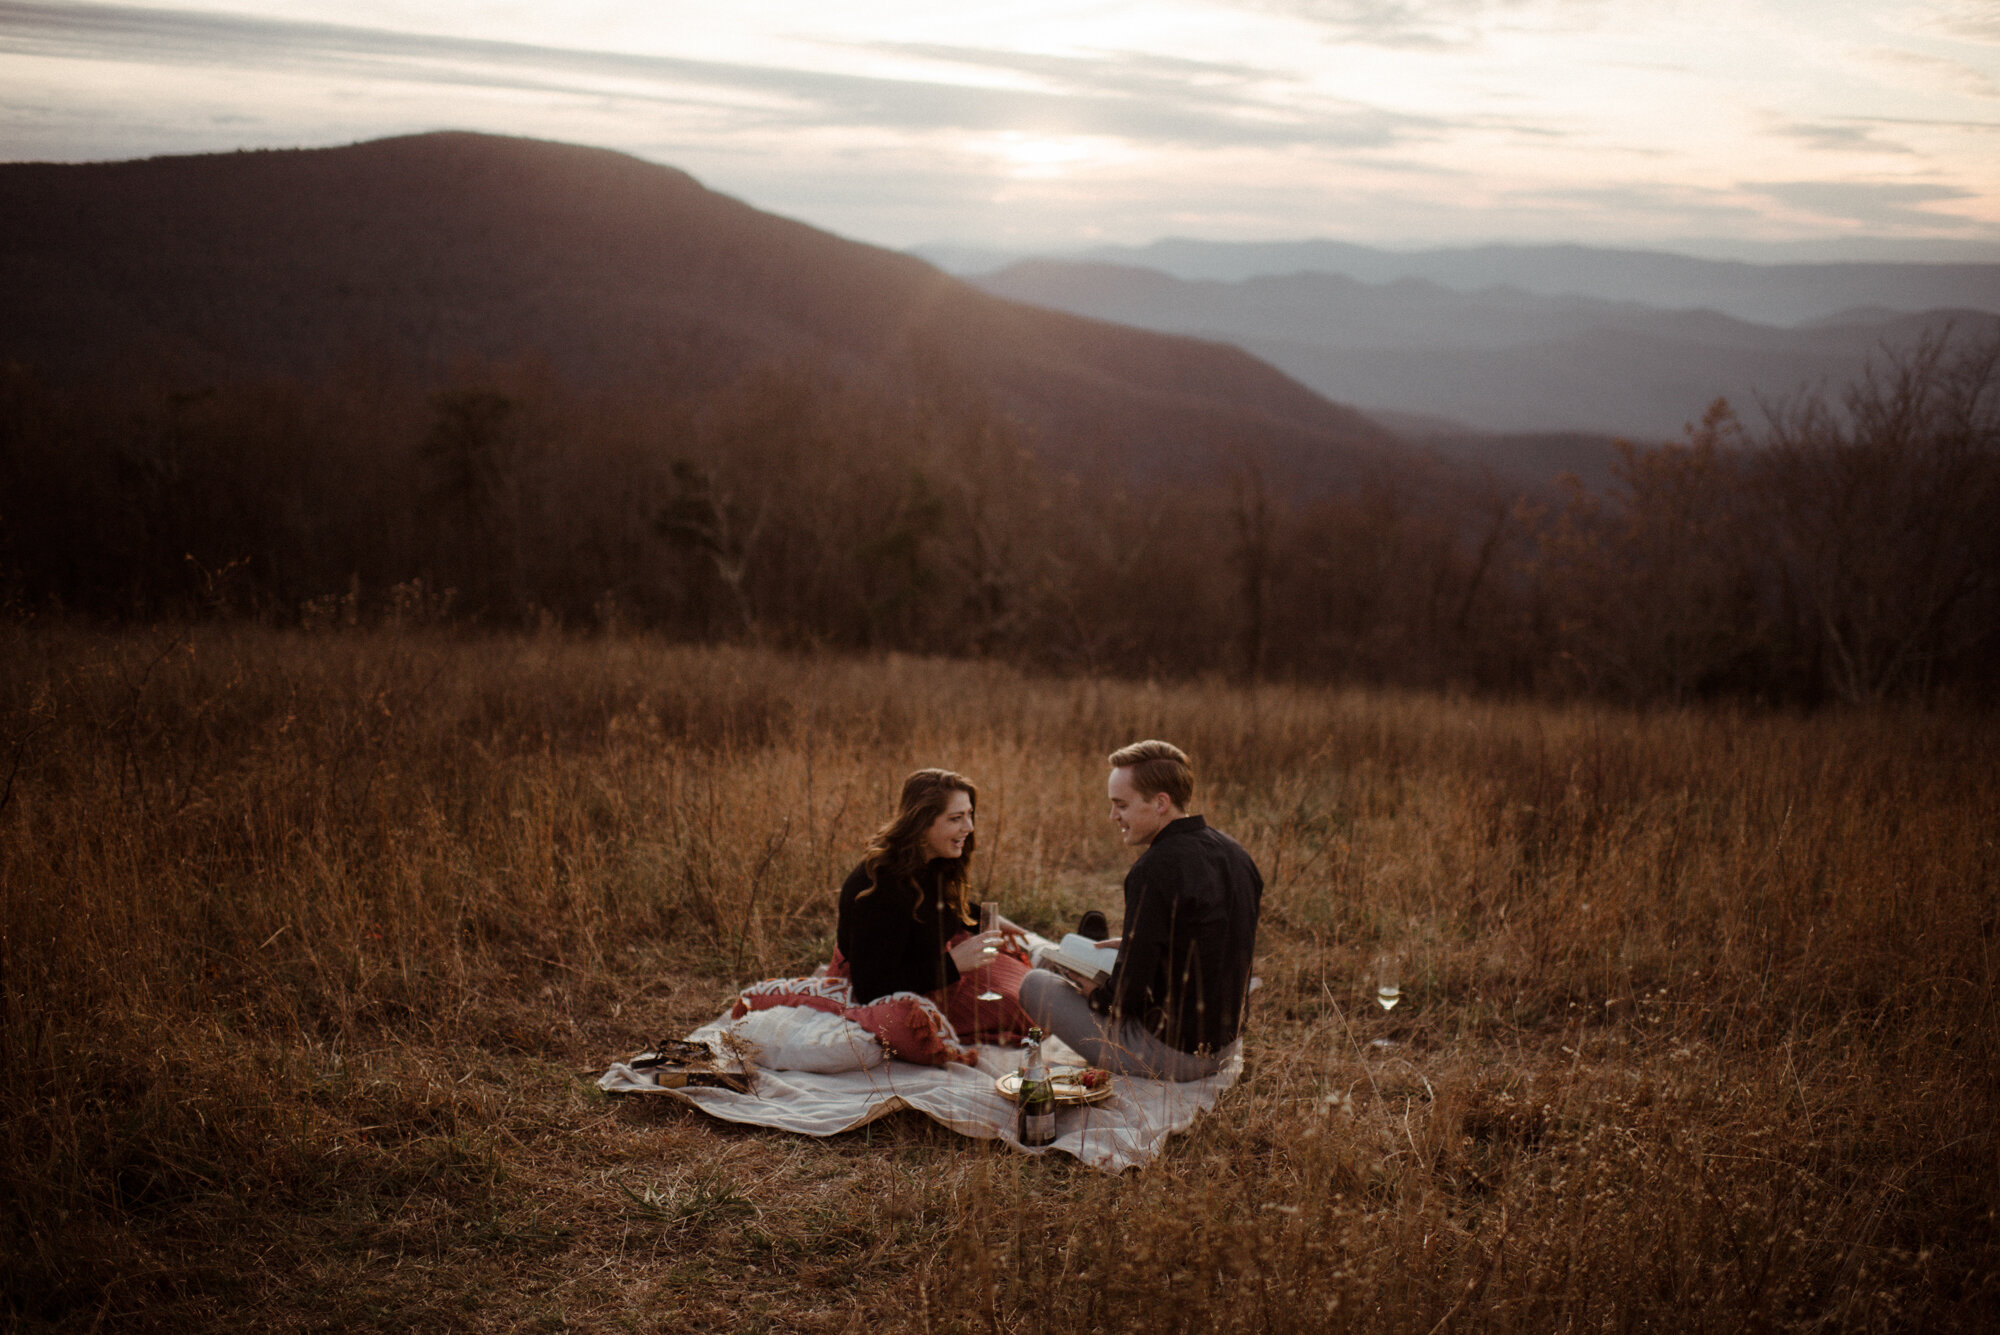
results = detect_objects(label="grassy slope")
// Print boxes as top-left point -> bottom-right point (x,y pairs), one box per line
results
2,626 -> 1995,1331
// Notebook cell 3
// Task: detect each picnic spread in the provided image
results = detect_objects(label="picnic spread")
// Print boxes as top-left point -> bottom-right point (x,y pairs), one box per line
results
596,934 -> 1243,1172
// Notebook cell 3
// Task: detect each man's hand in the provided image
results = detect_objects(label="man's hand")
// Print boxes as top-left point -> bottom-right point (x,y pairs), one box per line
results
1097,936 -> 1122,950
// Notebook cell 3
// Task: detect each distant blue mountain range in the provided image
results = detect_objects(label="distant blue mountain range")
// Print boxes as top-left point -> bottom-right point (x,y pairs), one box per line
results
914,240 -> 2000,441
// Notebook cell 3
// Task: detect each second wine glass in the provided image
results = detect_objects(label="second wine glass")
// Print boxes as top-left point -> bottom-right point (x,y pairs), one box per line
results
1374,952 -> 1401,1011
1371,952 -> 1400,1048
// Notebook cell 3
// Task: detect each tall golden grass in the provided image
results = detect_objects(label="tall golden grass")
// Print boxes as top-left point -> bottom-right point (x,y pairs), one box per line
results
3,624 -> 1994,1331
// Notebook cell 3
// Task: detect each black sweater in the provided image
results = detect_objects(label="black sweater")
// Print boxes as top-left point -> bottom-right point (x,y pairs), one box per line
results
836,860 -> 976,1004
1099,815 -> 1262,1053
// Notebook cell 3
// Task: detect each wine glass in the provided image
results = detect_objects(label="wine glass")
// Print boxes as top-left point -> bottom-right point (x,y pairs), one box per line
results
1371,952 -> 1400,1048
1374,952 -> 1401,1011
977,901 -> 1003,1002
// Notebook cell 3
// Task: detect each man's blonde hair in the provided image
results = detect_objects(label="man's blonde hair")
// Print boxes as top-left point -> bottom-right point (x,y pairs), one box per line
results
1108,739 -> 1193,810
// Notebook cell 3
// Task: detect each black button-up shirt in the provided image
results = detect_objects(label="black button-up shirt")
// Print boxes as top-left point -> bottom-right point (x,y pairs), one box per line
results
1102,815 -> 1262,1053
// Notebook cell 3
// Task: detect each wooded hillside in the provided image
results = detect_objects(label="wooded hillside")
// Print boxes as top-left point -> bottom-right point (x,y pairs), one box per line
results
2,134 -> 1995,704
0,131 -> 1397,487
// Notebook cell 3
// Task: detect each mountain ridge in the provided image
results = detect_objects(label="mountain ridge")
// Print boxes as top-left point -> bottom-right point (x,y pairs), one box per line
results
0,131 -> 1400,489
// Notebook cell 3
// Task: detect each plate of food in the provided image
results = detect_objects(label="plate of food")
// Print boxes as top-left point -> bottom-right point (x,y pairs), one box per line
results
996,1064 -> 1115,1105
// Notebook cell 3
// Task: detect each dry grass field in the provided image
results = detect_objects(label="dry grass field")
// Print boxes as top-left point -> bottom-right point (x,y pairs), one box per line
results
3,624 -> 1995,1332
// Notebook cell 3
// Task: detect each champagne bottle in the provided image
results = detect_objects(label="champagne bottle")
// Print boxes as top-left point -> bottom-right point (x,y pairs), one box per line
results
1017,1026 -> 1057,1147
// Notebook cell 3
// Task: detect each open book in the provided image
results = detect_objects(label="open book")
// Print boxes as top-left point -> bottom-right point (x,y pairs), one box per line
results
1032,933 -> 1119,990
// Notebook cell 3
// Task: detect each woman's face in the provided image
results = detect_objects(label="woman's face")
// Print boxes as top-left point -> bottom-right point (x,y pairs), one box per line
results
921,789 -> 975,862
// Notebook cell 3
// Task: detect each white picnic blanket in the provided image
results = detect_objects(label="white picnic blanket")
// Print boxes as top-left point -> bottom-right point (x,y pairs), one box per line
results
599,1023 -> 1242,1173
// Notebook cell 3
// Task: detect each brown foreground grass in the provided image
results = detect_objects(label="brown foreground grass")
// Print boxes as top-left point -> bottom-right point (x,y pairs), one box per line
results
2,625 -> 1996,1332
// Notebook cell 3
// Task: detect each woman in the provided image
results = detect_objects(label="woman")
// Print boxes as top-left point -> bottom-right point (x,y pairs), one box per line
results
835,768 -> 1032,1044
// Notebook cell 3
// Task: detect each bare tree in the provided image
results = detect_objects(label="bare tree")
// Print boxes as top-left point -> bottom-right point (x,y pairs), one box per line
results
655,459 -> 767,641
1758,330 -> 2000,703
1229,463 -> 1276,681
420,387 -> 526,612
1537,402 -> 1763,702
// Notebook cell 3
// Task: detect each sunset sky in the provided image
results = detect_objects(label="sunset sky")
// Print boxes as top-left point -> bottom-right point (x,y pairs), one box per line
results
3,0 -> 1998,257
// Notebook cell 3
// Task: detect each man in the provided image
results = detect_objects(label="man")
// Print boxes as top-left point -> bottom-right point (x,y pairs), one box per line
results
1020,740 -> 1262,1080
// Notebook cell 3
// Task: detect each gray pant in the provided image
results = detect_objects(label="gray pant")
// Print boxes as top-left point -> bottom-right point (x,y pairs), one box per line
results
1019,969 -> 1227,1082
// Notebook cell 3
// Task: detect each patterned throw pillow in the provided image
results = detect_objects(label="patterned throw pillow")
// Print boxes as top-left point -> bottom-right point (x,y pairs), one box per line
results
730,969 -> 976,1067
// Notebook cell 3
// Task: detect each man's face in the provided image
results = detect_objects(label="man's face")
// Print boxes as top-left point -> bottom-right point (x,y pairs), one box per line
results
1108,766 -> 1173,847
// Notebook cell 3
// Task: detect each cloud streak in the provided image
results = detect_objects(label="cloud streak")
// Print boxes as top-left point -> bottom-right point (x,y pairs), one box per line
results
2,0 -> 1996,251
1747,179 -> 1977,229
1227,0 -> 1606,50
1775,119 -> 1916,155
0,1 -> 1438,152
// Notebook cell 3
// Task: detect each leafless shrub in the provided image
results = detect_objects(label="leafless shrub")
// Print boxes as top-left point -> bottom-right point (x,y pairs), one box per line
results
1756,328 -> 2000,703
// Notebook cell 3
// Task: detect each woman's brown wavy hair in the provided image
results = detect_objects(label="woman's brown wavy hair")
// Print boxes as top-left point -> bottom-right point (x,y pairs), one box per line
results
857,768 -> 977,923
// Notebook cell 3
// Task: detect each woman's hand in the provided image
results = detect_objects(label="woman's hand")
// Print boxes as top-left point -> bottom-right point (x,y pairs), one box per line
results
949,931 -> 1003,973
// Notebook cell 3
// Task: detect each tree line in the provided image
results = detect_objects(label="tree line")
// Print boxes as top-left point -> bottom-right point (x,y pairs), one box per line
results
3,330 -> 1995,706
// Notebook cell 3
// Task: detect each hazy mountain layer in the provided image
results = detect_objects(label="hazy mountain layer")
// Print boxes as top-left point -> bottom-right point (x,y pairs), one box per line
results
931,238 -> 2000,328
971,260 -> 2000,439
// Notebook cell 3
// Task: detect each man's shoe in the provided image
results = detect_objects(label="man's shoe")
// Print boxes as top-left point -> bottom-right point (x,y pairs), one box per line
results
1076,910 -> 1109,942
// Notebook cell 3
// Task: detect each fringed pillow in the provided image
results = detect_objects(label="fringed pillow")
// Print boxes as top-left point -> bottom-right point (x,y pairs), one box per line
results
730,971 -> 976,1067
